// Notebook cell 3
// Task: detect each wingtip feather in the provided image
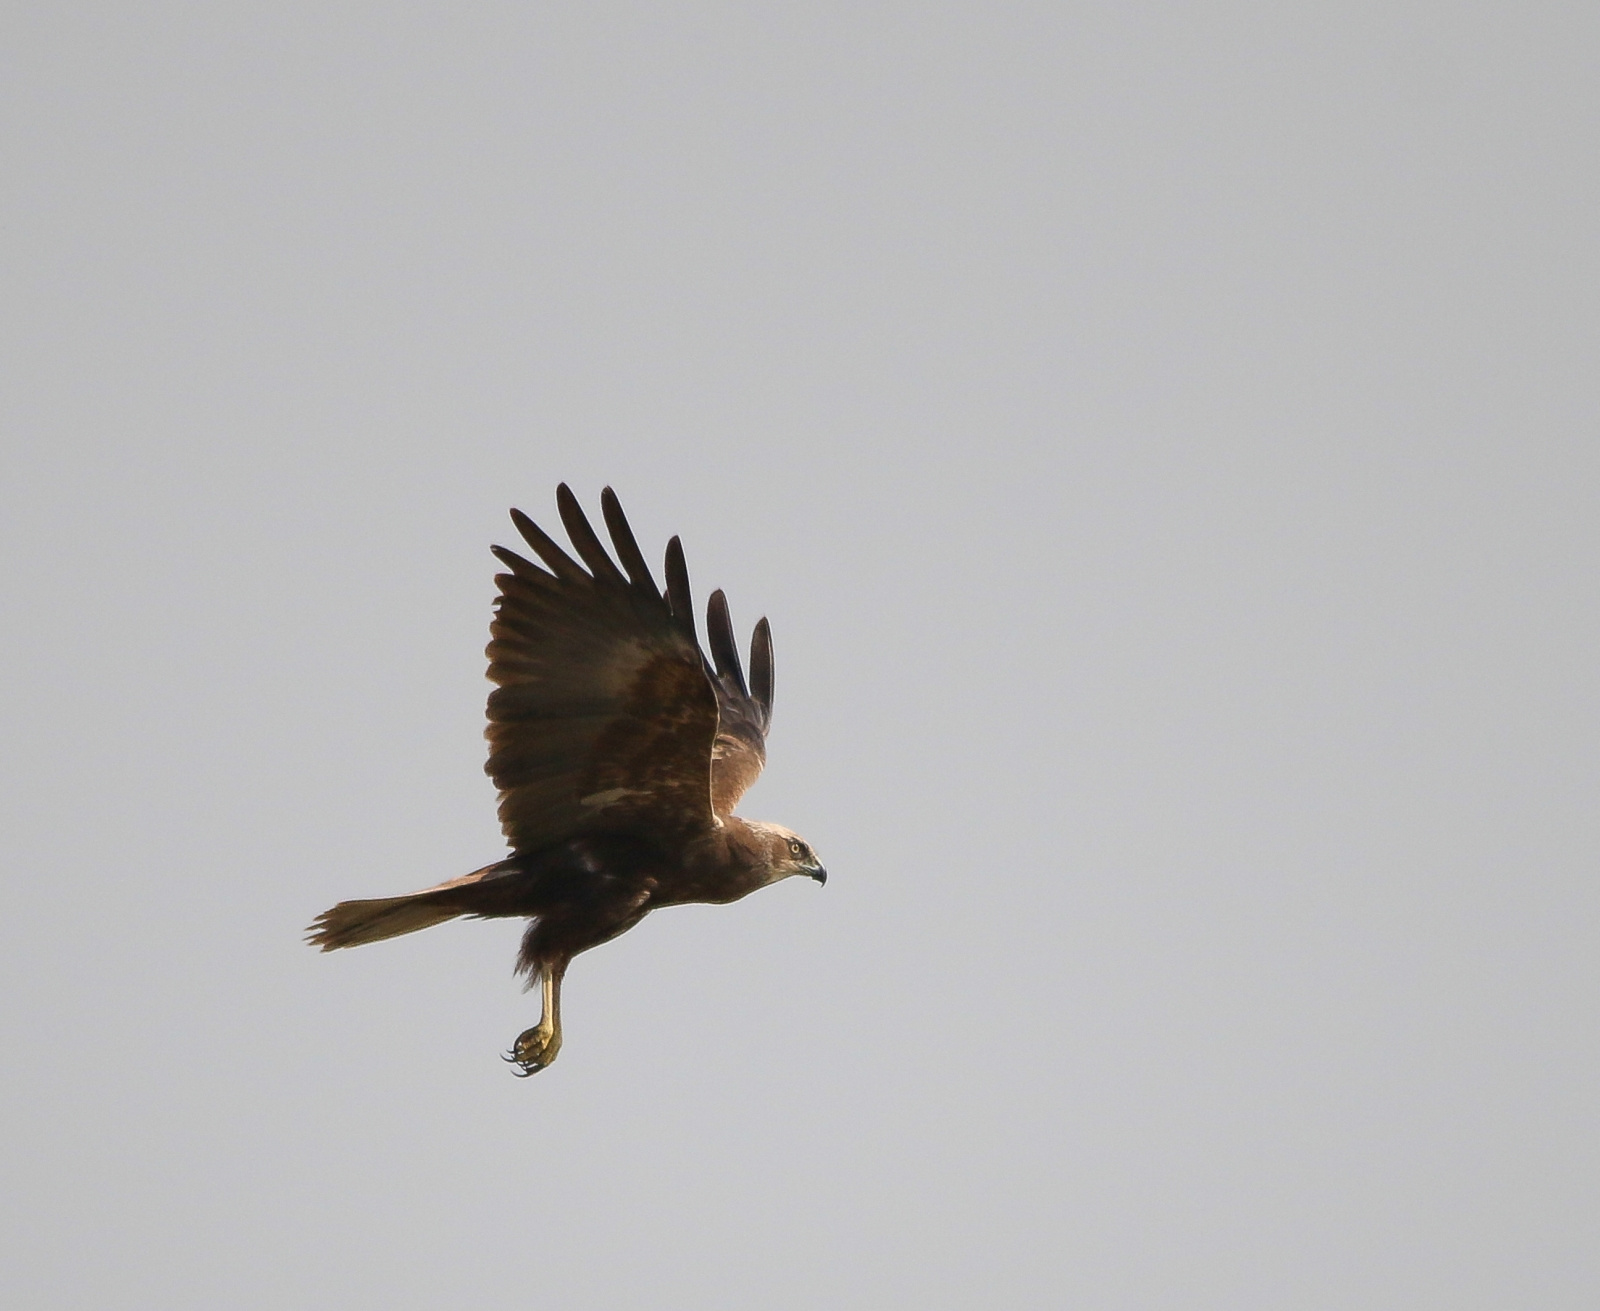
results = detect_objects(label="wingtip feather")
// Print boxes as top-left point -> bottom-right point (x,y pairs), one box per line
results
751,616 -> 774,728
664,536 -> 696,641
706,589 -> 749,694
600,487 -> 658,593
556,484 -> 627,585
510,506 -> 587,584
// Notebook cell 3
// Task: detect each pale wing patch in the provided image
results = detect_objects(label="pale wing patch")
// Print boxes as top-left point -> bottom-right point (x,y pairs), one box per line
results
580,786 -> 650,809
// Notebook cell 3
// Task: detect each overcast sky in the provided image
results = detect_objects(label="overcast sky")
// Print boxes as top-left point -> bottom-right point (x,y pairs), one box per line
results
2,4 -> 1596,1307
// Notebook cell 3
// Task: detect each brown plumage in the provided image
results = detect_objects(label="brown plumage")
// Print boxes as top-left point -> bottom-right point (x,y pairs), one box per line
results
308,485 -> 825,1074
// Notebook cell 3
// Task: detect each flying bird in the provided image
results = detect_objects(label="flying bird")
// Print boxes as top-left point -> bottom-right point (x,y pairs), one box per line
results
308,485 -> 825,1075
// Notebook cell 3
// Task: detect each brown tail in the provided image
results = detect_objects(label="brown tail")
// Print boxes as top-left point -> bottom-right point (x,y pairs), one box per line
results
306,863 -> 509,951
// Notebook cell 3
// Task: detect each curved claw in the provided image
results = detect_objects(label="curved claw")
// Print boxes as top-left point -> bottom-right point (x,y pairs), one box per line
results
505,1023 -> 560,1076
502,1049 -> 541,1077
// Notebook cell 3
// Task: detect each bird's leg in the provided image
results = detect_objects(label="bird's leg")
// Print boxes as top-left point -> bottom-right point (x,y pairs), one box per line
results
506,959 -> 566,1076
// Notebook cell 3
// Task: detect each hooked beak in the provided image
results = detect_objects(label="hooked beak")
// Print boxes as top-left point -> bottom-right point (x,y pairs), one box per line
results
809,866 -> 828,886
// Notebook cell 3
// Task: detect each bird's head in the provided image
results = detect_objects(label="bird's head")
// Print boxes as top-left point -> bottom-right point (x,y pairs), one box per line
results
746,821 -> 827,887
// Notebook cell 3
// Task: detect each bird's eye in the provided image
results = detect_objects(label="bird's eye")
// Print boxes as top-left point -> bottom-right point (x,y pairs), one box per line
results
789,841 -> 803,857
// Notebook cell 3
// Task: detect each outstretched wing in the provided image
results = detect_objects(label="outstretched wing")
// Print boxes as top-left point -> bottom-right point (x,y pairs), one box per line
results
704,588 -> 774,817
485,485 -> 721,851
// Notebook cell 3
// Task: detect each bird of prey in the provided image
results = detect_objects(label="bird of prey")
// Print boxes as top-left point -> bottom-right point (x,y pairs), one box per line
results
308,485 -> 825,1075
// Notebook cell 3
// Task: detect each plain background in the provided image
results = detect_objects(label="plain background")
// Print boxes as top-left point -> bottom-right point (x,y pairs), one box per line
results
2,4 -> 1596,1307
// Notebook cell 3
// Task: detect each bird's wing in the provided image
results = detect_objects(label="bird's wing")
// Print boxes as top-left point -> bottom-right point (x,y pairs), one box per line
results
703,588 -> 773,817
485,485 -> 722,851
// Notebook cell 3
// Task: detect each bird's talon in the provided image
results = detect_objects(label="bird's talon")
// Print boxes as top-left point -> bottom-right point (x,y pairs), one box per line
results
506,1024 -> 559,1076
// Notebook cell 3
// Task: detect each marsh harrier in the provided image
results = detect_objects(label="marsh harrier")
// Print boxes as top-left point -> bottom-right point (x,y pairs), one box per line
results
308,485 -> 824,1074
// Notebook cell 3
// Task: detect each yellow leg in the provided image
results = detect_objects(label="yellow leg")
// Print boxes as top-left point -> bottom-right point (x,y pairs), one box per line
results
506,961 -> 565,1076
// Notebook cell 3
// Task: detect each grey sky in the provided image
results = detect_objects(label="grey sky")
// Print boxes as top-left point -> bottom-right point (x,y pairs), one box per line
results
2,3 -> 1596,1307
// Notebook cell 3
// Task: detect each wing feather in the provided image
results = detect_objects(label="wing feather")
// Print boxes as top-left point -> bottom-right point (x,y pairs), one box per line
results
663,536 -> 697,642
600,486 -> 658,591
509,505 -> 590,586
703,591 -> 774,816
750,616 -> 774,734
706,589 -> 749,696
556,483 -> 629,587
486,489 -> 720,850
